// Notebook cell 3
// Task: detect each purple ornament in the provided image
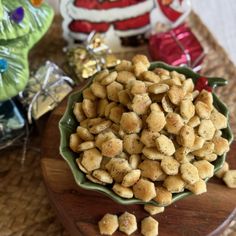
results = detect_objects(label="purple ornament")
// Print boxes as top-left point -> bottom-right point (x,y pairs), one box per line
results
10,7 -> 24,24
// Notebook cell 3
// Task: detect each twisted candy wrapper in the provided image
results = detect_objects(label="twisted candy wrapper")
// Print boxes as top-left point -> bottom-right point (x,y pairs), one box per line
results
67,32 -> 120,82
149,23 -> 205,72
19,61 -> 74,123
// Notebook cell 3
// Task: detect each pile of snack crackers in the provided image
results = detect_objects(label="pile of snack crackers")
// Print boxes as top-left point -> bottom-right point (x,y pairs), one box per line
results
69,55 -> 234,235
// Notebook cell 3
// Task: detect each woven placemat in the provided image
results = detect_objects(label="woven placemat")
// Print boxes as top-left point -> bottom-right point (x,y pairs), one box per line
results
0,12 -> 236,236
0,138 -> 69,236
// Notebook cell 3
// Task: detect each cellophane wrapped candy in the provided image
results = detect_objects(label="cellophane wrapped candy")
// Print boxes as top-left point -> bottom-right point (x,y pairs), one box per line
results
149,23 -> 205,72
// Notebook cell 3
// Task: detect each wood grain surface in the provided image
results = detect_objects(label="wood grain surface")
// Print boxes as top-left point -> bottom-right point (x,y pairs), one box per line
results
41,93 -> 236,236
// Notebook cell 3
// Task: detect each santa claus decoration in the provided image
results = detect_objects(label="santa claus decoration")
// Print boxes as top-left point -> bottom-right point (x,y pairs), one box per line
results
60,0 -> 191,51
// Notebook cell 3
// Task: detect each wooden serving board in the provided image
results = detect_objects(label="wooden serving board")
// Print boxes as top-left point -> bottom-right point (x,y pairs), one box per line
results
41,94 -> 236,236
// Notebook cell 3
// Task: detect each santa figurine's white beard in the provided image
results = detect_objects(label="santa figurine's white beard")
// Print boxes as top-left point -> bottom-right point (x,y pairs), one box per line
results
150,0 -> 191,29
170,0 -> 191,12
170,0 -> 183,12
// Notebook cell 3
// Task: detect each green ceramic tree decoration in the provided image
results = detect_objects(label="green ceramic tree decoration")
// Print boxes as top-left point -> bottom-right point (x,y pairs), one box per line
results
0,0 -> 54,101
0,0 -> 3,21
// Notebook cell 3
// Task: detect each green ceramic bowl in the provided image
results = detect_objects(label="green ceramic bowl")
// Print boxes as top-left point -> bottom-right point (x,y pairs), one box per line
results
59,62 -> 234,206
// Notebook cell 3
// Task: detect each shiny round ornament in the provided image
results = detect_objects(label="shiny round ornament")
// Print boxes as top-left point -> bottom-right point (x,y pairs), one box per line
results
0,59 -> 8,73
195,77 -> 212,92
30,0 -> 44,7
10,6 -> 24,24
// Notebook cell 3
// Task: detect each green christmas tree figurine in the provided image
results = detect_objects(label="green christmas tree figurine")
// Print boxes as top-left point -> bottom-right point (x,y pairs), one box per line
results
0,0 -> 54,101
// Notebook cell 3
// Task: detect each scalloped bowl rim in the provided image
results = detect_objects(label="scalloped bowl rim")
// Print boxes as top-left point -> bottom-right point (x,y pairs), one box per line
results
59,62 -> 234,206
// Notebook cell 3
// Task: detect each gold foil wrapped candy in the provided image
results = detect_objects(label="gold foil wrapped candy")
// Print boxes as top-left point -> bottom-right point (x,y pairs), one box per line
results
67,32 -> 120,82
104,54 -> 120,68
67,47 -> 98,80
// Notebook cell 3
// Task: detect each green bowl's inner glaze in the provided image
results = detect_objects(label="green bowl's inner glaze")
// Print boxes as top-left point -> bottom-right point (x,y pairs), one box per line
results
59,62 -> 233,206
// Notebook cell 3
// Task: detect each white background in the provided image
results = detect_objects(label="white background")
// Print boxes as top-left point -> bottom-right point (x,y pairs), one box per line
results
47,0 -> 236,64
191,0 -> 236,65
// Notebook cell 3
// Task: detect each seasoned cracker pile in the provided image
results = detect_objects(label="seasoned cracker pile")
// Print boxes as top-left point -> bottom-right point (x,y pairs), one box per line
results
98,212 -> 159,236
70,54 -> 230,205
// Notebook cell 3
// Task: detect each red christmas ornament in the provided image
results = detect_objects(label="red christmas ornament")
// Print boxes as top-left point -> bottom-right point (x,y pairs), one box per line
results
203,85 -> 213,92
195,77 -> 212,92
